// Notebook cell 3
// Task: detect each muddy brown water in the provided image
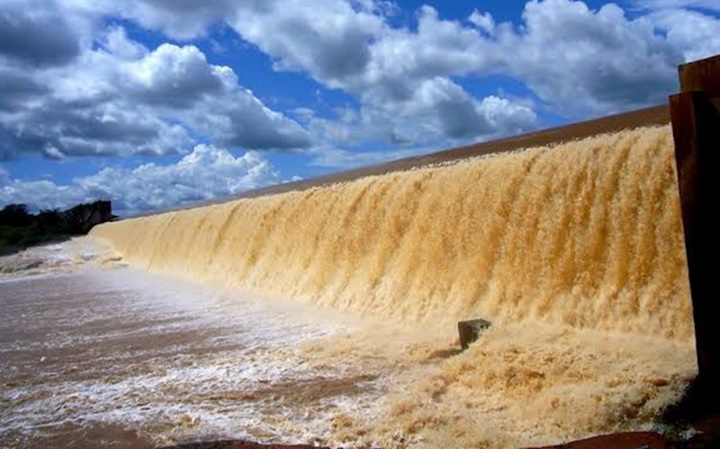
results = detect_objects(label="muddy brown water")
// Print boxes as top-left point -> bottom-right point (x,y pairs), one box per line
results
0,268 -> 380,448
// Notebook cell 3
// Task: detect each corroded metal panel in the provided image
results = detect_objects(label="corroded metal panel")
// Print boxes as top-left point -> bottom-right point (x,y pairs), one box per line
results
671,56 -> 720,401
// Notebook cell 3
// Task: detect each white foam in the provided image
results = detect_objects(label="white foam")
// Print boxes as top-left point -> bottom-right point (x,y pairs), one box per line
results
0,236 -> 124,283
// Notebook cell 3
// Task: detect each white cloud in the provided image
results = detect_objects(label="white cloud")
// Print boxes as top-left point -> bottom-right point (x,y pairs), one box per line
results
225,2 -> 535,145
122,43 -> 226,107
0,146 -> 282,216
230,0 -> 386,84
121,0 -> 235,40
492,0 -> 684,116
0,178 -> 87,211
468,10 -> 496,35
100,26 -> 146,60
0,0 -> 81,67
56,0 -> 234,41
224,0 -> 719,120
3,0 -> 719,213
646,8 -> 720,61
363,78 -> 537,143
26,0 -> 718,154
0,25 -> 311,159
633,0 -> 720,12
216,0 -> 703,137
45,0 -> 720,123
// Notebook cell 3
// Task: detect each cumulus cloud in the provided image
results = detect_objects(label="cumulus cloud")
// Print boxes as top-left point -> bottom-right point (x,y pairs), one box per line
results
0,70 -> 49,112
0,146 -> 282,216
0,0 -> 81,67
0,87 -> 194,159
0,22 -> 311,160
645,7 -> 720,61
200,0 -> 710,141
62,0 -> 531,147
468,10 -> 496,35
114,0 -> 236,40
360,80 -> 536,145
230,0 -> 385,83
497,0 -> 683,116
229,2 -> 534,145
31,0 -> 718,154
354,1 -> 684,117
42,0 -> 720,138
633,0 -> 720,12
222,0 -> 718,119
123,43 -> 226,107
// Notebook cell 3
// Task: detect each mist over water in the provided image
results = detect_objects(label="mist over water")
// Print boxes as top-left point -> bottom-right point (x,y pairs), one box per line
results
2,125 -> 697,448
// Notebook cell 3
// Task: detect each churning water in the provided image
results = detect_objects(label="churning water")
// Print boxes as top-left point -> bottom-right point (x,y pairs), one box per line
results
2,125 -> 697,448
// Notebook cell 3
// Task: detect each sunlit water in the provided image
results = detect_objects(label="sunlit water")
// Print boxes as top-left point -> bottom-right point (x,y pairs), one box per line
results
0,240 -> 388,448
2,126 -> 700,448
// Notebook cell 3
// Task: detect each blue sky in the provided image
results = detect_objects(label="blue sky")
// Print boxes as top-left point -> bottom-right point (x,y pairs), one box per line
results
1,0 -> 719,216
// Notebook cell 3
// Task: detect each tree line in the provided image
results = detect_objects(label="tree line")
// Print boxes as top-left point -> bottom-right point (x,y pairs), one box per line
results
0,201 -> 115,254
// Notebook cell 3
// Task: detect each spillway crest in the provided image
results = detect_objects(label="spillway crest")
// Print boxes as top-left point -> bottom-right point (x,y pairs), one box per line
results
91,125 -> 692,340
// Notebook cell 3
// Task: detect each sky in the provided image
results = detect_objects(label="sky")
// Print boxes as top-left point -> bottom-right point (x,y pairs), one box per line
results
1,0 -> 719,216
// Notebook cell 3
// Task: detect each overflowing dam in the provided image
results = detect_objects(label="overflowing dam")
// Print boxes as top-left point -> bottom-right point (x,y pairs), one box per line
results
91,124 -> 693,341
3,55 -> 717,449
80,117 -> 704,447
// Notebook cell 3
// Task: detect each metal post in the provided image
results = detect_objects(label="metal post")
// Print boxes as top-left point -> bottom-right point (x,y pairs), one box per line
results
670,54 -> 720,405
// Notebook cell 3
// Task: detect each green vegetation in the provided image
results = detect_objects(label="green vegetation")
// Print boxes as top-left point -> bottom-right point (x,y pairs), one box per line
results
0,201 -> 114,255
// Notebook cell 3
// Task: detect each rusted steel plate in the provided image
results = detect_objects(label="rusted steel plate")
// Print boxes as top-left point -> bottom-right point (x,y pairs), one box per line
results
679,54 -> 720,98
671,55 -> 720,407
